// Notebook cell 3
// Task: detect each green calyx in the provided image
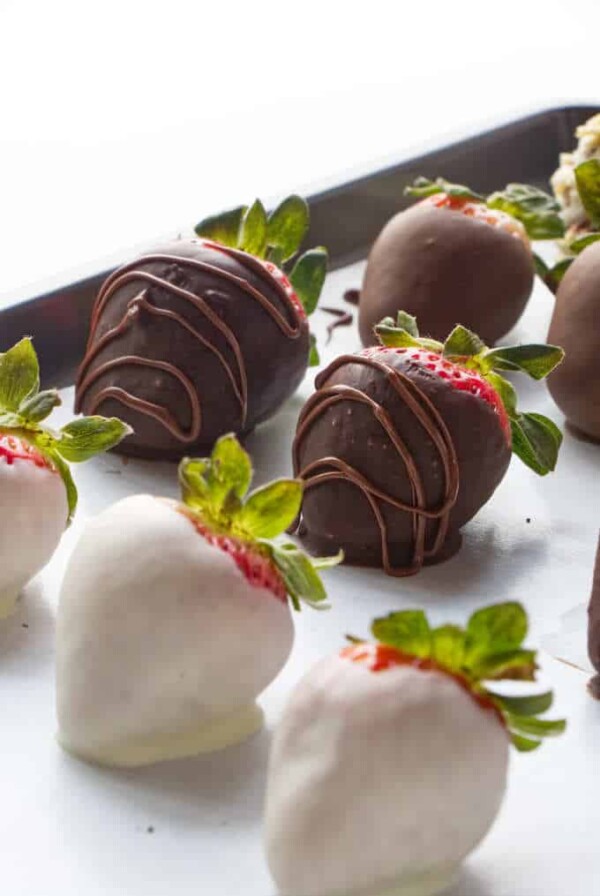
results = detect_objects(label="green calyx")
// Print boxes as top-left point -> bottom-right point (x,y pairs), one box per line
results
195,195 -> 328,367
0,338 -> 131,522
375,313 -> 564,476
178,433 -> 342,610
405,177 -> 565,240
367,602 -> 566,752
575,158 -> 600,230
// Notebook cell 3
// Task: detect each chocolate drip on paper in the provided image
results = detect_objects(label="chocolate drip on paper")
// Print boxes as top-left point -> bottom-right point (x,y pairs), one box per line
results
76,243 -> 304,445
292,353 -> 459,576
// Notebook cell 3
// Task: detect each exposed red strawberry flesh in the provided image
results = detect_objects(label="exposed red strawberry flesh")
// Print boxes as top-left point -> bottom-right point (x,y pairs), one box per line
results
261,260 -> 306,320
197,238 -> 306,320
0,434 -> 53,470
179,509 -> 287,602
341,642 -> 505,725
361,346 -> 511,442
420,193 -> 529,244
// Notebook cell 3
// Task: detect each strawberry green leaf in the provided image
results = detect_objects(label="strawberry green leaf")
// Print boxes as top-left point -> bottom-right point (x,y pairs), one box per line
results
290,248 -> 328,316
267,246 -> 285,267
265,541 -> 332,611
485,371 -> 518,417
194,205 -> 247,247
532,252 -> 549,278
179,457 -> 211,504
33,442 -> 78,523
570,232 -> 600,254
510,412 -> 562,476
511,733 -> 542,752
472,649 -> 538,681
357,601 -> 565,754
574,159 -> 600,228
505,712 -> 566,738
179,435 -> 253,521
239,199 -> 268,258
484,344 -> 564,380
443,325 -> 485,358
371,610 -> 432,659
0,337 -> 40,413
308,332 -> 320,367
486,184 -> 564,239
488,690 -> 554,717
405,176 -> 483,202
312,549 -> 344,570
544,258 -> 573,292
266,195 -> 309,262
395,311 -> 419,337
431,624 -> 466,672
56,417 -> 132,463
0,411 -> 27,429
19,389 -> 61,423
375,324 -> 421,349
465,602 -> 527,663
210,433 -> 253,500
375,319 -> 443,352
238,479 -> 303,539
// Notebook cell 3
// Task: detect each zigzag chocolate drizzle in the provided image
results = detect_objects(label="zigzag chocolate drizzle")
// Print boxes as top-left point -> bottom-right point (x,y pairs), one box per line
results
75,242 -> 304,443
292,353 -> 460,576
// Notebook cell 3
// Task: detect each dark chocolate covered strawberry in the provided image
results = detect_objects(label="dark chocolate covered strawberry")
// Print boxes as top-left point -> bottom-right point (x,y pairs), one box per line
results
0,338 -> 130,618
265,602 -> 565,896
56,434 -> 341,767
292,313 -> 563,575
76,196 -> 328,460
359,177 -> 563,346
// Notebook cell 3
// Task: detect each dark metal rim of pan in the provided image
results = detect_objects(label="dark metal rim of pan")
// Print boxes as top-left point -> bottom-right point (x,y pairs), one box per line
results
2,103 -> 598,388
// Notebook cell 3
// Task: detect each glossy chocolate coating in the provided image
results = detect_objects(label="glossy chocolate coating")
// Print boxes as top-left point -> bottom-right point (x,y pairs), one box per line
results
75,240 -> 309,459
292,348 -> 511,576
547,241 -> 600,442
359,204 -> 535,346
587,533 -> 600,697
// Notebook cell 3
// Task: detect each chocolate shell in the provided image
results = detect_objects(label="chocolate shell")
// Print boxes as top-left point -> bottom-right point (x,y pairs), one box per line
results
359,204 -> 535,346
587,533 -> 600,697
547,241 -> 600,442
292,347 -> 511,575
75,240 -> 310,459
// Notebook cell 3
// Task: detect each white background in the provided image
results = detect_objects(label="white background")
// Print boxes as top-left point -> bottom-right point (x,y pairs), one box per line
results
0,0 -> 599,300
0,3 -> 599,896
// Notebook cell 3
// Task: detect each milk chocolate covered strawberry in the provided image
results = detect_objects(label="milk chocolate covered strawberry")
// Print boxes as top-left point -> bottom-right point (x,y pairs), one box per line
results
56,434 -> 340,767
0,338 -> 130,618
293,314 -> 563,575
265,602 -> 565,896
359,178 -> 563,345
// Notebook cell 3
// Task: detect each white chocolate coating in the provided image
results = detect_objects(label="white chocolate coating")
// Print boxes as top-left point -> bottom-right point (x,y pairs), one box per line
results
0,458 -> 67,618
551,113 -> 600,228
56,494 -> 294,766
265,654 -> 509,896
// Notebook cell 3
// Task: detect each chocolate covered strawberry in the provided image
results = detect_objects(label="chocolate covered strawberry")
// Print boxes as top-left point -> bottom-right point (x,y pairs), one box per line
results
76,195 -> 328,460
0,338 -> 130,618
359,177 -> 564,346
292,313 -> 563,575
56,434 -> 341,767
265,602 -> 565,896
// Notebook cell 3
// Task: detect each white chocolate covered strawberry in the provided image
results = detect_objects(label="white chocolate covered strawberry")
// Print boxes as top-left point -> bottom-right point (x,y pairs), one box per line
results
265,603 -> 565,896
0,338 -> 130,618
56,434 -> 340,768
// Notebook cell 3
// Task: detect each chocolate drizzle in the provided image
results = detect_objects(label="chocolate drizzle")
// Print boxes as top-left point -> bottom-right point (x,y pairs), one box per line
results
75,242 -> 305,449
292,354 -> 460,576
